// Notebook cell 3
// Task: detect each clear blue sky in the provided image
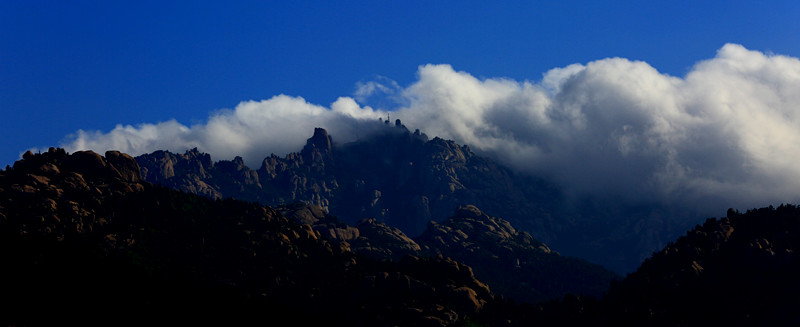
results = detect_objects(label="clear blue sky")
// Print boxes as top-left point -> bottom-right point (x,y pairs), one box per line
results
2,1 -> 799,167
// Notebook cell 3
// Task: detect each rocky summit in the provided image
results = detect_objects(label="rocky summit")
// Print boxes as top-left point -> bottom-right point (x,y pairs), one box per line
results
135,122 -> 560,238
1,148 -> 146,239
135,123 -> 695,273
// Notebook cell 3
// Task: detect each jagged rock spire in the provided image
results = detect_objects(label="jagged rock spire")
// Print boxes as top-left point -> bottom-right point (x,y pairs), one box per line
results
301,128 -> 334,164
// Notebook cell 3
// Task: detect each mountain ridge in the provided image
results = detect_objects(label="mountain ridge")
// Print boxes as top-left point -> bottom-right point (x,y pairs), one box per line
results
135,123 -> 687,273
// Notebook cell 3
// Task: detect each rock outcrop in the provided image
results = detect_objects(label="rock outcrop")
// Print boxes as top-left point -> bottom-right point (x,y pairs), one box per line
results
417,205 -> 618,304
1,148 -> 146,239
349,218 -> 422,260
279,203 -> 618,304
137,148 -> 222,199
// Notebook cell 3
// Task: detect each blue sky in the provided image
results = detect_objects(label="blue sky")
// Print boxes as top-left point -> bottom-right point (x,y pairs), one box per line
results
2,0 -> 800,172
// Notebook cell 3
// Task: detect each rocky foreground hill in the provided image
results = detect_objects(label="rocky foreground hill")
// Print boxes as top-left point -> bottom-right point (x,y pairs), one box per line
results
0,148 -> 497,326
598,205 -> 800,326
4,148 -> 800,325
504,205 -> 800,326
136,121 -> 687,273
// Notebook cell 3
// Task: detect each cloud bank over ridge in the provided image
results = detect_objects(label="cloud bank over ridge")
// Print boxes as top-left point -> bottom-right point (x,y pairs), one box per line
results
63,44 -> 800,211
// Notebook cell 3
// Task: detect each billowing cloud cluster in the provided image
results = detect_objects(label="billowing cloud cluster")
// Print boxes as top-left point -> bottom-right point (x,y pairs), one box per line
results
66,95 -> 385,166
63,44 -> 800,211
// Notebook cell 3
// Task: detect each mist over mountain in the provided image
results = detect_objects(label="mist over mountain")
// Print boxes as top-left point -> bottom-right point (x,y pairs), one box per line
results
135,124 -> 694,273
60,44 -> 800,225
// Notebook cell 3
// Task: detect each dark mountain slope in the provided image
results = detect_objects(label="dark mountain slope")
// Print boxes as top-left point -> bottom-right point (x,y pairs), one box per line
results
600,205 -> 800,326
417,205 -> 619,304
279,203 -> 620,304
496,204 -> 800,326
0,148 -> 501,326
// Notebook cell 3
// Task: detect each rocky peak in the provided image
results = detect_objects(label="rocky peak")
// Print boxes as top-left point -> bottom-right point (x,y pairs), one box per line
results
105,150 -> 142,182
301,127 -> 334,164
453,204 -> 484,219
425,137 -> 471,164
423,205 -> 550,253
350,217 -> 422,260
13,147 -> 68,172
1,148 -> 147,239
62,150 -> 110,177
136,150 -> 177,182
138,126 -> 559,241
278,203 -> 329,225
136,148 -> 214,182
215,156 -> 247,173
179,148 -> 213,177
6,148 -> 144,187
183,148 -> 213,168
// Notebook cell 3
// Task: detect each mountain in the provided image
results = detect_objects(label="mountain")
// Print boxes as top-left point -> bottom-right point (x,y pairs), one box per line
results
136,123 -> 561,238
136,121 -> 678,273
5,147 -> 800,325
0,148 -> 502,326
136,123 -> 623,302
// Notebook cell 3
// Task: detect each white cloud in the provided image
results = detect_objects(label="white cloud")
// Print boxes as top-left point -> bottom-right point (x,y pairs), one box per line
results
63,95 -> 386,167
353,75 -> 406,110
394,44 -> 800,211
62,44 -> 800,211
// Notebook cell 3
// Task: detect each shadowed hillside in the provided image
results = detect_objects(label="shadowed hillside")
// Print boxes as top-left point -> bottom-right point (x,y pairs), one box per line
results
4,148 -> 800,325
495,205 -> 800,326
0,148 -> 502,326
279,203 -> 619,304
